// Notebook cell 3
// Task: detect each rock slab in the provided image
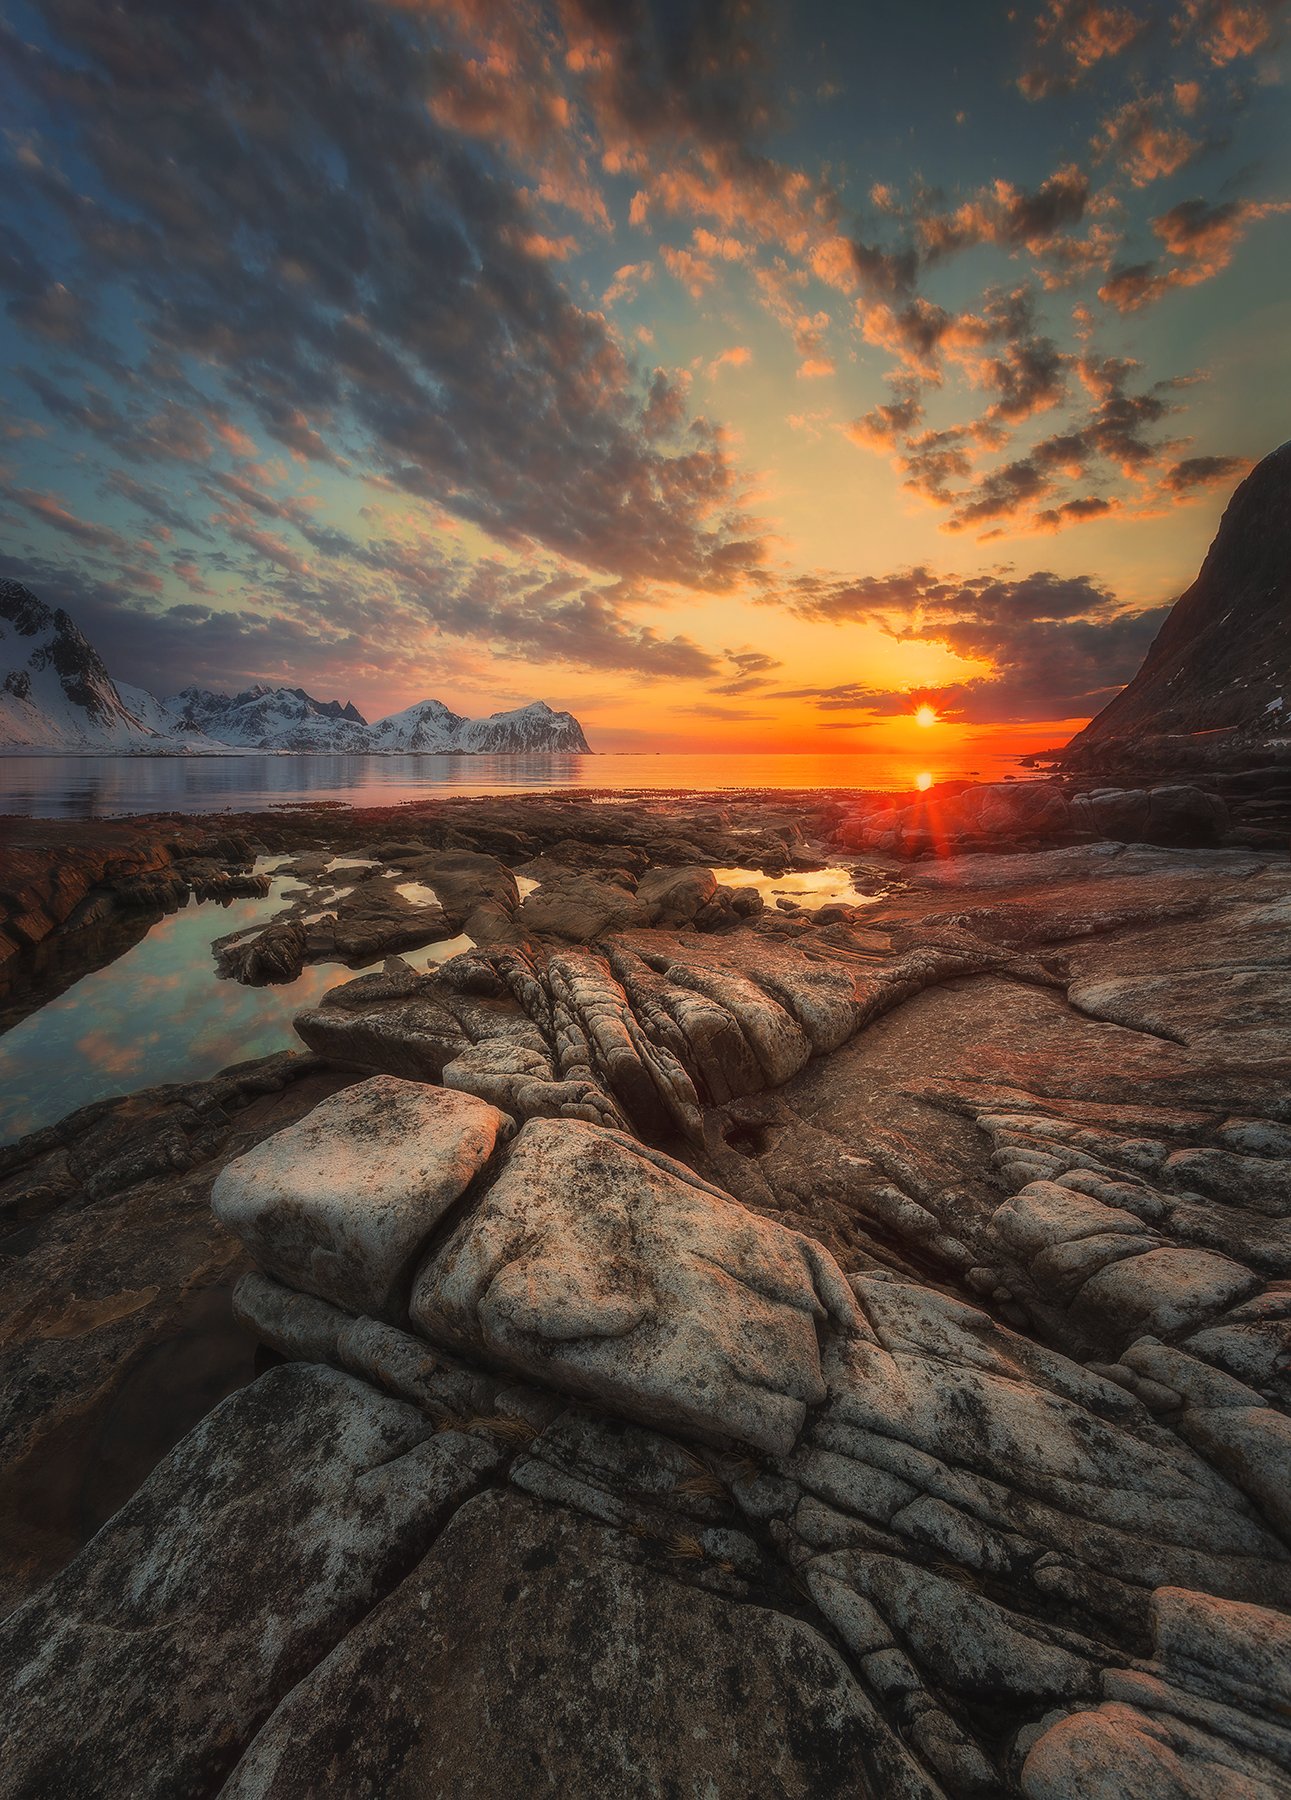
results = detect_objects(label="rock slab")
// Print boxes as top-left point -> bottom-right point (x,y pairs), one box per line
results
211,1077 -> 511,1321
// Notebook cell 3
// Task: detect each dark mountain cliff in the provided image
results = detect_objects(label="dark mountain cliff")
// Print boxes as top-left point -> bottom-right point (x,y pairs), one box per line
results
1065,442 -> 1291,762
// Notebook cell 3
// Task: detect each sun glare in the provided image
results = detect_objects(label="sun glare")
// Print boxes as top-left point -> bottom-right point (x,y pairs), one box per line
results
914,705 -> 938,728
916,771 -> 933,791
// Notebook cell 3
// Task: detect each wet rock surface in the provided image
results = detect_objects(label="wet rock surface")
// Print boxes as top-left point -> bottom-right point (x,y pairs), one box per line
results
2,792 -> 1290,1797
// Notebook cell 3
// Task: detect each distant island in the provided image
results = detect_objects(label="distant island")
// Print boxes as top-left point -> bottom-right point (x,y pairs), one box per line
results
0,580 -> 591,755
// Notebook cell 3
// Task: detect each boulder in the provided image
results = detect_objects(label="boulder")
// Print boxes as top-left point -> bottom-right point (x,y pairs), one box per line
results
1147,784 -> 1229,844
1069,787 -> 1151,840
516,869 -> 648,939
411,1117 -> 863,1456
636,863 -> 719,924
212,1077 -> 512,1322
1021,1700 -> 1290,1800
970,781 -> 1070,841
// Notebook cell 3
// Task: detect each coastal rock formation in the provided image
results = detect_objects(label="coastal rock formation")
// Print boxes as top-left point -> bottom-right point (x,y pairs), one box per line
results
835,780 -> 1231,858
294,927 -> 1054,1140
411,1114 -> 860,1456
6,1000 -> 1288,1795
0,1052 -> 353,1610
0,1363 -> 503,1799
1064,440 -> 1291,768
213,1078 -> 511,1320
220,1488 -> 891,1800
3,796 -> 1290,1797
0,816 -> 263,976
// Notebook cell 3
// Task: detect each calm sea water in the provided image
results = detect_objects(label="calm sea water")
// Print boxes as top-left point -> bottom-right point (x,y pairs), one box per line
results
0,749 -> 1033,819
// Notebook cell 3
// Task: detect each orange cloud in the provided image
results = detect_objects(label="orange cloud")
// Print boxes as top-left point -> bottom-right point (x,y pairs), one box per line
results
1174,0 -> 1286,63
1099,196 -> 1291,309
708,345 -> 753,377
1019,1 -> 1145,99
1092,98 -> 1199,186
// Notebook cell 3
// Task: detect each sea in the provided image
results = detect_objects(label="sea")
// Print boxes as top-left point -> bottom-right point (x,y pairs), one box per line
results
0,748 -> 1037,819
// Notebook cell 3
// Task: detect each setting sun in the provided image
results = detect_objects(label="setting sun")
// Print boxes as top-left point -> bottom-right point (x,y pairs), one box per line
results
916,771 -> 933,790
915,706 -> 938,729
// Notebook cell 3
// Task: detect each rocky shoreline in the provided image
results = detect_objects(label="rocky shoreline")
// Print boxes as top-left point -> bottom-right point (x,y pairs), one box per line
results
1,779 -> 1289,1797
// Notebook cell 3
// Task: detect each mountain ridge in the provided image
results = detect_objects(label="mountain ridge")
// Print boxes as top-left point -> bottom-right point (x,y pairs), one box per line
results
0,581 -> 592,755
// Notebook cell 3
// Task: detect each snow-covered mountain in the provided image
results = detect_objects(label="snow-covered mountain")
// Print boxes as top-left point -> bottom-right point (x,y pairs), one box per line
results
163,685 -> 373,751
455,700 -> 591,753
367,698 -> 466,751
0,580 -> 171,750
163,687 -> 591,752
0,579 -> 593,753
369,697 -> 590,753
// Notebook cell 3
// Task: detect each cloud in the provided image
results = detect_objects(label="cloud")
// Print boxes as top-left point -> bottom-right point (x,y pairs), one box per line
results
707,345 -> 753,377
1163,452 -> 1250,490
0,220 -> 111,357
847,386 -> 924,450
709,644 -> 782,693
1092,97 -> 1200,186
4,0 -> 763,592
602,261 -> 654,306
2,533 -> 724,705
101,471 -> 211,539
1034,494 -> 1118,528
1099,195 -> 1291,309
1019,1 -> 1146,100
1173,0 -> 1288,64
2,483 -> 136,553
914,165 -> 1093,259
661,243 -> 720,295
779,566 -> 1169,721
519,232 -> 579,260
942,458 -> 1056,533
849,326 -> 1239,538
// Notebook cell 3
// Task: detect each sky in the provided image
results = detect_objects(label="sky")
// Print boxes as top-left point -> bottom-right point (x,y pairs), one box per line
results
0,0 -> 1288,755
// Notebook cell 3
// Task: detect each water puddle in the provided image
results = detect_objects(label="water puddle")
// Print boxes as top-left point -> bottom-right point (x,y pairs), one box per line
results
711,865 -> 881,909
393,881 -> 441,907
400,932 -> 473,970
0,872 -> 472,1143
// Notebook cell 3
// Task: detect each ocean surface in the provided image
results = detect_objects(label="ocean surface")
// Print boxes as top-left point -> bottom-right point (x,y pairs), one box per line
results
0,748 -> 1036,819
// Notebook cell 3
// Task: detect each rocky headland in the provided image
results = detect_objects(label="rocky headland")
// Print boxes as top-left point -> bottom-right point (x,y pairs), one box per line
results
1,765 -> 1289,1798
1061,441 -> 1291,778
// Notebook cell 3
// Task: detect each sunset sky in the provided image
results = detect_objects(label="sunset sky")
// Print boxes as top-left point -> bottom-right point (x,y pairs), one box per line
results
1,0 -> 1288,753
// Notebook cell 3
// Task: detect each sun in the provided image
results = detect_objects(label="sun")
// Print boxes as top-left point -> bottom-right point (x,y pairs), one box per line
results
914,705 -> 938,729
916,771 -> 933,791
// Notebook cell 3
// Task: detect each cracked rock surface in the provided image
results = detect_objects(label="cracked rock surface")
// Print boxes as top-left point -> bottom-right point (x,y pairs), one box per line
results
2,801 -> 1290,1798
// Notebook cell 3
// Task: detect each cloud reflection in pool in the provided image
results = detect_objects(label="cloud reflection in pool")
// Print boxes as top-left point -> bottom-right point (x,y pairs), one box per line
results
0,881 -> 471,1143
